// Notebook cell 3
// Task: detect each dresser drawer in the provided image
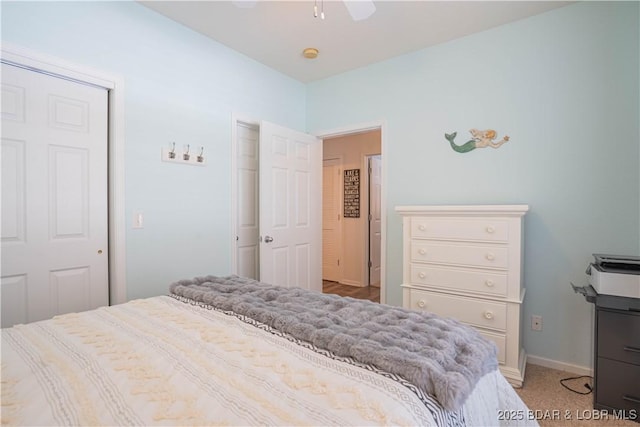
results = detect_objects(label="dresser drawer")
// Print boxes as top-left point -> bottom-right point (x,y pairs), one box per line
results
411,218 -> 509,242
410,264 -> 508,297
596,358 -> 640,412
478,330 -> 506,364
409,289 -> 507,332
411,241 -> 509,269
597,310 -> 640,365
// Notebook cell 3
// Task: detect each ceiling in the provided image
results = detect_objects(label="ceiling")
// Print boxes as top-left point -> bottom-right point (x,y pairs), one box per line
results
140,1 -> 572,83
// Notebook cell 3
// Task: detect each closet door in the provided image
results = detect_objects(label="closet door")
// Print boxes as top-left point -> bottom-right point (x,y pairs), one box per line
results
1,63 -> 109,327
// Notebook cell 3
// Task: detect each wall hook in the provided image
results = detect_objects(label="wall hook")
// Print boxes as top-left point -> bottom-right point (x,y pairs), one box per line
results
168,142 -> 176,159
183,144 -> 190,161
197,146 -> 204,163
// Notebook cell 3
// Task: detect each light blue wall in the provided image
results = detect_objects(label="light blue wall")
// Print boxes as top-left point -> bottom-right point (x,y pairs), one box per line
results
2,1 -> 306,300
307,1 -> 640,368
2,1 -> 639,369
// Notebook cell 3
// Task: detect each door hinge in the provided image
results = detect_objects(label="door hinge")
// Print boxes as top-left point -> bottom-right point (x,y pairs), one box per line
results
337,259 -> 340,266
368,260 -> 372,267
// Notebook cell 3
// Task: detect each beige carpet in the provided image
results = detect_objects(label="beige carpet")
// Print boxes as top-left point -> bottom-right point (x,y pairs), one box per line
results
516,364 -> 638,426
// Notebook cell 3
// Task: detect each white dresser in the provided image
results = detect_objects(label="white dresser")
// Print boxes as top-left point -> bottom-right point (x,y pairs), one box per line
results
396,205 -> 529,387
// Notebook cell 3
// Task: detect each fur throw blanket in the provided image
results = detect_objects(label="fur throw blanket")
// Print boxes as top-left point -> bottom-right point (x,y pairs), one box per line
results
170,275 -> 498,411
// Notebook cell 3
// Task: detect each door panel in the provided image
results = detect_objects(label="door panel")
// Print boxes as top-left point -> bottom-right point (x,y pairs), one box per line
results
50,146 -> 88,238
0,275 -> 27,327
1,138 -> 25,243
235,123 -> 260,280
259,121 -> 321,292
50,267 -> 91,315
1,63 -> 108,327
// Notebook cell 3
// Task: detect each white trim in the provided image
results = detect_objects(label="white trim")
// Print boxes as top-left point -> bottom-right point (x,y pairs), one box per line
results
1,42 -> 116,89
1,43 -> 127,305
230,113 -> 259,276
321,156 -> 344,284
312,120 -> 388,304
365,153 -> 382,288
339,279 -> 365,287
395,205 -> 530,216
527,354 -> 593,376
311,120 -> 383,139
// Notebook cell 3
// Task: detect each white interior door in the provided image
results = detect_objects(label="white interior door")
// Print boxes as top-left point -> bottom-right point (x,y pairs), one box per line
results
368,155 -> 382,287
259,121 -> 321,292
234,122 -> 260,280
322,158 -> 341,282
1,63 -> 109,327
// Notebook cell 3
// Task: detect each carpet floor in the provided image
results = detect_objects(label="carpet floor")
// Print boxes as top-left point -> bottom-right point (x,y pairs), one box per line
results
516,364 -> 637,426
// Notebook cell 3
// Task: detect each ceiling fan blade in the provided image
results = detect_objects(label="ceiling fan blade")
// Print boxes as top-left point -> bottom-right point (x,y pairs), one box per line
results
343,0 -> 376,21
232,0 -> 257,9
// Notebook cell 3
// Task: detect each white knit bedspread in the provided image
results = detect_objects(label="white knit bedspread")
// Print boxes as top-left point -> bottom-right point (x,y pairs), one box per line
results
1,296 -> 536,426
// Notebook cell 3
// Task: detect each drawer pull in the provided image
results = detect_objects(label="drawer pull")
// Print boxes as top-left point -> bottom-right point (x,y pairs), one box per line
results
623,395 -> 640,404
623,346 -> 640,354
418,272 -> 426,279
418,224 -> 426,231
485,253 -> 495,261
486,226 -> 495,234
483,311 -> 494,320
485,279 -> 495,288
417,300 -> 426,308
418,248 -> 426,256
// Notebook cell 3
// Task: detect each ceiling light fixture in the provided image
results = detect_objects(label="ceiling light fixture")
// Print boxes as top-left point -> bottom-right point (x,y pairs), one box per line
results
232,0 -> 375,22
303,48 -> 319,59
313,0 -> 325,20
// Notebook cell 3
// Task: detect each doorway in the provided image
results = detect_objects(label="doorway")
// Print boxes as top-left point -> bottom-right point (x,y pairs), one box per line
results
232,118 -> 385,303
231,118 -> 322,292
320,130 -> 382,303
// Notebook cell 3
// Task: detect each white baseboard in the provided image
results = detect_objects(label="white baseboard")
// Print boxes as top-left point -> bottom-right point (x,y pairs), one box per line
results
339,280 -> 365,287
527,355 -> 593,376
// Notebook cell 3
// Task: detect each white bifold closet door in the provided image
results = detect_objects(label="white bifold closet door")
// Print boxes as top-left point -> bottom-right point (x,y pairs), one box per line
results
1,63 -> 109,328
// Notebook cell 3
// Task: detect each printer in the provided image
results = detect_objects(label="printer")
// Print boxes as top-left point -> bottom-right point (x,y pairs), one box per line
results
587,254 -> 640,299
572,254 -> 640,419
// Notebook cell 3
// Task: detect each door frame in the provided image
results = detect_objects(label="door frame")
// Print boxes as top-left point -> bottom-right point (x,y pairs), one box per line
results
365,154 -> 382,288
321,156 -> 344,283
312,121 -> 387,304
230,114 -> 260,277
1,42 -> 127,305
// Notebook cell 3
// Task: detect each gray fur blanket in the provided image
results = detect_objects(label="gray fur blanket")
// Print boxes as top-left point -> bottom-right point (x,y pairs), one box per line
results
169,275 -> 498,411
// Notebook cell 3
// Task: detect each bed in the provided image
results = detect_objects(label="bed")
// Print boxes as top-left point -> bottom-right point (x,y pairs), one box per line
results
1,275 -> 537,426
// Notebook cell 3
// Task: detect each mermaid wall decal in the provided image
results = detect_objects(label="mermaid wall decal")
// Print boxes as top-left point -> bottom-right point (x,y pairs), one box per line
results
445,129 -> 510,153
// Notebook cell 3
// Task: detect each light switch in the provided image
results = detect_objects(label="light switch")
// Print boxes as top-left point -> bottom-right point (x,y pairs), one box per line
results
133,211 -> 144,229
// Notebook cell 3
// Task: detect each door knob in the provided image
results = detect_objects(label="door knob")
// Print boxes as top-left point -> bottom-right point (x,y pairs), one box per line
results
264,235 -> 274,243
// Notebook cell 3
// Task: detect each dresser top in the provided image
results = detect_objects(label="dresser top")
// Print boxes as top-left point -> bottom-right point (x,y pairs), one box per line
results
395,205 -> 529,216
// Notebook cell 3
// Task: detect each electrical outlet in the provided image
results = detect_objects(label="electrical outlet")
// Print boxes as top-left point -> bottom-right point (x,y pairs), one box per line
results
531,315 -> 542,331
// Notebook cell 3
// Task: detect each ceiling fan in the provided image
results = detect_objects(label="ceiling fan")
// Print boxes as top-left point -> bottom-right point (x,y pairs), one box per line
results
231,0 -> 376,22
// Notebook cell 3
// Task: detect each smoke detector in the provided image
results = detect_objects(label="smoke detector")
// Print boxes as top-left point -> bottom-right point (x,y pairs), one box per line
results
303,48 -> 319,59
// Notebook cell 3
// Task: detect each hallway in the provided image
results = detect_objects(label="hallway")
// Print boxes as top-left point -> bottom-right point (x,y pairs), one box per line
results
322,280 -> 380,303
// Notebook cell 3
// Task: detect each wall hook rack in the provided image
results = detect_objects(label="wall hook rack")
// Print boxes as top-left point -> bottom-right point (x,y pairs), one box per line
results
161,142 -> 206,166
